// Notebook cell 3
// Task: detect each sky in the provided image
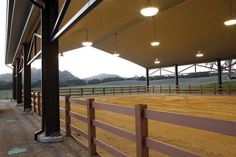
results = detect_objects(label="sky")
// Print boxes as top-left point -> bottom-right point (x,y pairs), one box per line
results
0,0 -> 145,78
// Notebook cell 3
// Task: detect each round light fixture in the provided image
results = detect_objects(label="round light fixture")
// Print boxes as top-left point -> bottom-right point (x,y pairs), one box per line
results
82,41 -> 93,47
154,58 -> 160,64
224,0 -> 236,26
113,52 -> 120,57
196,51 -> 204,58
140,7 -> 159,17
224,18 -> 236,26
151,41 -> 160,47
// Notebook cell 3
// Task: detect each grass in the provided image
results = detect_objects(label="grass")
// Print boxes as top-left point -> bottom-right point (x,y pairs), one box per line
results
60,94 -> 236,157
0,90 -> 12,99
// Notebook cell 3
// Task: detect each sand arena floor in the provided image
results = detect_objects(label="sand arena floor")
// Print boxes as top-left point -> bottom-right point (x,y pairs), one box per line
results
60,94 -> 236,157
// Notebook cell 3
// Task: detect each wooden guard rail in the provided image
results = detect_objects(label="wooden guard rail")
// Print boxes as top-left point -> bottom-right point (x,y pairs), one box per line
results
147,84 -> 236,95
59,86 -> 147,96
33,84 -> 236,97
31,92 -> 41,116
60,96 -> 236,157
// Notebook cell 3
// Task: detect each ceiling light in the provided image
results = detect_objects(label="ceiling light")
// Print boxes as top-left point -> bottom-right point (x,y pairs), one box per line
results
60,51 -> 64,57
151,17 -> 160,47
224,17 -> 236,26
113,33 -> 120,57
82,41 -> 93,47
224,0 -> 236,26
82,29 -> 93,47
151,41 -> 160,47
196,51 -> 204,58
113,52 -> 120,57
154,58 -> 160,64
140,0 -> 159,17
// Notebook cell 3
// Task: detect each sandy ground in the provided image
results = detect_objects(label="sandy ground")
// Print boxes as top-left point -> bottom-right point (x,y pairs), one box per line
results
0,100 -> 88,157
62,94 -> 236,157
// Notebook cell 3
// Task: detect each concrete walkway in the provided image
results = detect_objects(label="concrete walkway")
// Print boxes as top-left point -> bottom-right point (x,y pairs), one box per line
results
0,100 -> 88,157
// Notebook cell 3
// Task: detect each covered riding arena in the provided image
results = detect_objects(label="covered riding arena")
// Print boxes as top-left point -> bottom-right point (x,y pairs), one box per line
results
4,0 -> 236,157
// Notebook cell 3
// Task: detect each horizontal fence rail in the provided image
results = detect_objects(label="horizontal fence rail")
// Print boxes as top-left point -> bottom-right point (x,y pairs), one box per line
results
59,96 -> 236,157
31,84 -> 236,97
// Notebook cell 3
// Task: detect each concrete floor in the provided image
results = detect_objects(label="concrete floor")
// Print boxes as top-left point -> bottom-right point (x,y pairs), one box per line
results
0,100 -> 88,157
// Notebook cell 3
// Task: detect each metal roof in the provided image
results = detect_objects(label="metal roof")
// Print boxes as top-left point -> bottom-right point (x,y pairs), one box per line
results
5,0 -> 236,68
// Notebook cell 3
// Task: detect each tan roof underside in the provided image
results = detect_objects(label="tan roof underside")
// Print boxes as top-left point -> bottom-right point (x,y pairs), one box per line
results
9,0 -> 236,69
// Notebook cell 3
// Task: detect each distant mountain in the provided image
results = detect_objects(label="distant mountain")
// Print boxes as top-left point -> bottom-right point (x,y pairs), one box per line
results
0,68 -> 79,82
0,73 -> 12,82
84,73 -> 122,81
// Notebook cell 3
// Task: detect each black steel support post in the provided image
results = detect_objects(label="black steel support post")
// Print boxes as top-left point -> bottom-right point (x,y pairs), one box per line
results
12,64 -> 16,100
217,59 -> 222,94
23,43 -> 32,111
175,65 -> 179,86
175,65 -> 179,93
217,59 -> 222,85
39,0 -> 62,141
146,68 -> 150,92
16,58 -> 22,104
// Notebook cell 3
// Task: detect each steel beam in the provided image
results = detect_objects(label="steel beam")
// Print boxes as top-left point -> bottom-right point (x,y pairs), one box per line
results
39,0 -> 61,139
217,59 -> 222,85
51,0 -> 71,37
23,43 -> 32,111
12,64 -> 16,100
28,0 -> 44,9
146,68 -> 149,89
16,58 -> 22,104
175,65 -> 179,86
51,0 -> 102,42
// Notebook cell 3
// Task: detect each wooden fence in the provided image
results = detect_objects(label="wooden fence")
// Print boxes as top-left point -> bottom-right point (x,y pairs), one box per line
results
59,86 -> 147,96
147,84 -> 236,95
59,96 -> 236,157
32,84 -> 236,96
31,92 -> 41,116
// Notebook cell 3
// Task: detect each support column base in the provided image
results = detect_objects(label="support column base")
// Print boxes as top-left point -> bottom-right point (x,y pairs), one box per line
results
16,103 -> 23,106
21,108 -> 32,115
38,133 -> 64,143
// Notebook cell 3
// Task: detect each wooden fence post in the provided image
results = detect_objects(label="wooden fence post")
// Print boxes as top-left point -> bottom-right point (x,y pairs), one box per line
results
169,85 -> 171,94
68,89 -> 71,96
87,98 -> 97,156
189,85 -> 191,94
65,95 -> 71,137
160,85 -> 162,94
103,88 -> 105,96
113,87 -> 115,95
213,84 -> 216,95
152,85 -> 154,93
200,85 -> 203,95
135,104 -> 148,157
37,92 -> 41,116
228,84 -> 231,95
81,88 -> 84,96
129,86 -> 132,94
33,92 -> 36,112
92,88 -> 94,95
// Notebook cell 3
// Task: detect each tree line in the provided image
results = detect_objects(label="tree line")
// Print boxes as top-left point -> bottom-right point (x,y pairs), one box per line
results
0,71 -> 233,90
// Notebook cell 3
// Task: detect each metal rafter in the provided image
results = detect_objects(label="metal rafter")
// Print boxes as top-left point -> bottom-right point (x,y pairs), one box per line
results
51,0 -> 103,42
178,64 -> 194,74
196,64 -> 217,71
149,68 -> 160,76
28,0 -> 44,9
51,0 -> 71,38
27,33 -> 42,64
